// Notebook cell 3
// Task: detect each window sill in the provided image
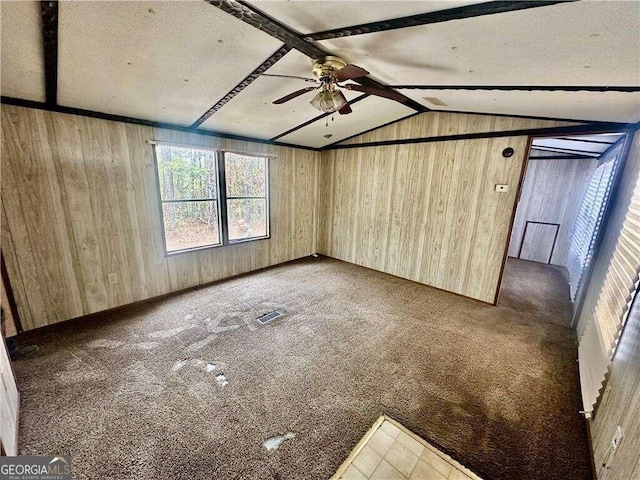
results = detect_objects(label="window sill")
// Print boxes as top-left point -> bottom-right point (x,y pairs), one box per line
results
164,235 -> 270,257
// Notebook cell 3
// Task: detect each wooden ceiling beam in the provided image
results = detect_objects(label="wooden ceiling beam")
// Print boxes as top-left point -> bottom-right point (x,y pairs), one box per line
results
389,85 -> 640,92
329,122 -> 632,151
206,0 -> 325,59
3,96 -> 632,153
529,155 -> 596,160
40,0 -> 59,106
190,45 -> 291,128
320,112 -> 422,149
0,96 -> 321,151
305,1 -> 575,41
204,0 -> 427,113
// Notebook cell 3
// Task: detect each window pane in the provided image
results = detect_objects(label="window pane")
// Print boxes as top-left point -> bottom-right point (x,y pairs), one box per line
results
162,201 -> 220,252
156,145 -> 217,200
225,153 -> 266,197
227,198 -> 267,241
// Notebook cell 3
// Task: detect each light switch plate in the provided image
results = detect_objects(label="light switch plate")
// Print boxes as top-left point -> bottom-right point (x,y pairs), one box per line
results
495,184 -> 509,192
107,273 -> 119,285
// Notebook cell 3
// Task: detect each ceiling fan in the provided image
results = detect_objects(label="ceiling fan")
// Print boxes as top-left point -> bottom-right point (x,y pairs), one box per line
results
262,56 -> 405,115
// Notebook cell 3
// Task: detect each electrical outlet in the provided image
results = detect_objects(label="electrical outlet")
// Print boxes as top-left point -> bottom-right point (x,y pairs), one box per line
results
107,273 -> 119,285
495,184 -> 509,192
374,248 -> 379,257
611,426 -> 623,449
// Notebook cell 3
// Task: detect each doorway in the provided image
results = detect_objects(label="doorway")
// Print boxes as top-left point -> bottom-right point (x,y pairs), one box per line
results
497,132 -> 628,320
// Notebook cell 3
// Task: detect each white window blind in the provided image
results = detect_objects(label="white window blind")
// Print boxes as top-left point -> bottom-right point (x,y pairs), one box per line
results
578,139 -> 640,416
593,181 -> 640,356
568,148 -> 620,300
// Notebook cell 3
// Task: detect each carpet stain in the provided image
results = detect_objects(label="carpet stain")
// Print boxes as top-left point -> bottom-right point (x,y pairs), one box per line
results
206,315 -> 241,334
215,373 -> 228,387
185,335 -> 218,353
212,324 -> 240,334
147,325 -> 194,339
87,339 -> 124,348
171,360 -> 187,373
127,342 -> 159,350
262,432 -> 295,452
119,362 -> 163,397
11,257 -> 592,480
56,369 -> 107,384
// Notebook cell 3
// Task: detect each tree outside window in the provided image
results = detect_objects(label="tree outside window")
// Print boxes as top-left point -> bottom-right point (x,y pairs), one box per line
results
154,144 -> 269,254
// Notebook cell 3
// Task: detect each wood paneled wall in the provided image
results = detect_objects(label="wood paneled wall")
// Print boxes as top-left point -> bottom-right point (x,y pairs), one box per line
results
507,157 -> 598,266
1,105 -> 321,330
1,276 -> 18,337
320,137 -> 527,304
579,132 -> 640,479
338,111 -> 579,145
591,298 -> 640,480
321,114 -> 575,303
0,331 -> 19,455
0,105 -> 592,326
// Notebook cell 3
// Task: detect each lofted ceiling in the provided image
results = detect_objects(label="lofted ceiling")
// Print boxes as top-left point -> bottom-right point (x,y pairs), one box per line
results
530,133 -> 626,159
1,0 -> 639,150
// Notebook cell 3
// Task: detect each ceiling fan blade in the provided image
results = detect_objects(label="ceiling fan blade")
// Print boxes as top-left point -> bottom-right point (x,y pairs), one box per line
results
273,86 -> 317,104
343,83 -> 406,102
262,73 -> 317,83
334,64 -> 370,82
337,91 -> 352,115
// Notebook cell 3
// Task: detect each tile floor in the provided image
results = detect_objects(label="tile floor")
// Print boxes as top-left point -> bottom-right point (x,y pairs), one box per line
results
334,417 -> 483,480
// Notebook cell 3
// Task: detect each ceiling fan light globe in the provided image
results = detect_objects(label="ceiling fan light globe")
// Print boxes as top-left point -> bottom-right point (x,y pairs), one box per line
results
310,90 -> 348,113
331,91 -> 348,111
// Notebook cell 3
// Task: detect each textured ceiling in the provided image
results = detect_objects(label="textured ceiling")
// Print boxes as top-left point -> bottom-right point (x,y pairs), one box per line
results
249,0 -> 484,34
1,0 -> 638,149
399,90 -> 640,123
0,1 -> 45,102
317,1 -> 640,86
277,95 -> 415,148
57,1 -> 282,125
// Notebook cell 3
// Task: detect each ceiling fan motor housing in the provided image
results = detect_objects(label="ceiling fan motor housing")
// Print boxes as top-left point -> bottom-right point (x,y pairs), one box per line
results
313,56 -> 348,80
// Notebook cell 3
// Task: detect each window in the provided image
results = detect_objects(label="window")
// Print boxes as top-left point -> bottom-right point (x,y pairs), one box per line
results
224,152 -> 268,241
568,147 -> 621,300
153,144 -> 269,254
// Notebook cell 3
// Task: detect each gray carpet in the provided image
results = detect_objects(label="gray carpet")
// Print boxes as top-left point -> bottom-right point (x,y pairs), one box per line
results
11,256 -> 592,480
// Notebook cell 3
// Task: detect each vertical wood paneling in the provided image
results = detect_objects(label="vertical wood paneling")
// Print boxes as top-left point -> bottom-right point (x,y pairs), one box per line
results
591,301 -> 640,480
0,331 -> 19,455
1,206 -> 34,331
508,158 -> 598,266
49,111 -> 108,313
125,123 -> 172,297
0,104 -> 596,321
338,111 -> 579,145
319,112 -> 570,303
321,128 -> 529,303
1,105 -> 321,330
